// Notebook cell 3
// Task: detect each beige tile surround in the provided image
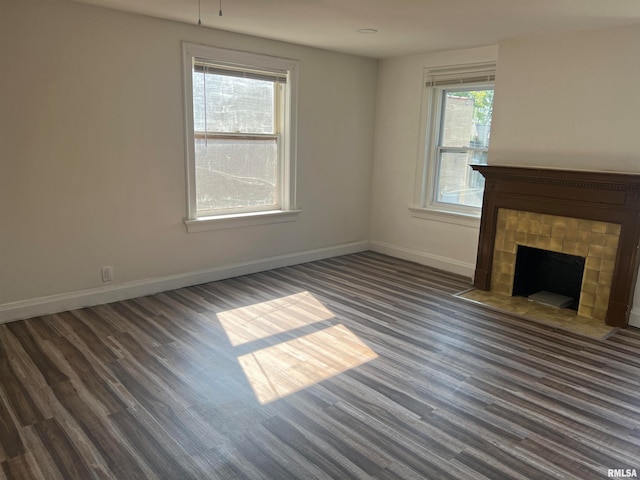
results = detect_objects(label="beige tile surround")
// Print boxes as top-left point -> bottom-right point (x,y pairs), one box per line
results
491,209 -> 620,321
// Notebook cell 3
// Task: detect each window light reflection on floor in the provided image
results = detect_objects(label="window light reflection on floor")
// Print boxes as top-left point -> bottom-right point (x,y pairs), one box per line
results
217,291 -> 335,346
217,292 -> 378,404
238,324 -> 378,404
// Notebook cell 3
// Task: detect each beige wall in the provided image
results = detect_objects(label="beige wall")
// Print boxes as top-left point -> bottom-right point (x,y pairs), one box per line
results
0,0 -> 377,308
490,24 -> 640,172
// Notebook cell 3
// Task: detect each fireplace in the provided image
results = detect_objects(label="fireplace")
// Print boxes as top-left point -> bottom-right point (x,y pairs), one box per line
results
513,245 -> 585,311
472,166 -> 640,327
490,208 -> 618,321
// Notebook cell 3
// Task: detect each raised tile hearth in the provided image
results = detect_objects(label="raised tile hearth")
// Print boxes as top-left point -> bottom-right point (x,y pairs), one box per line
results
456,288 -> 617,340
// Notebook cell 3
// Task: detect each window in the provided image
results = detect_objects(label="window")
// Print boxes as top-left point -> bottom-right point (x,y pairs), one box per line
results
413,64 -> 495,220
182,43 -> 299,231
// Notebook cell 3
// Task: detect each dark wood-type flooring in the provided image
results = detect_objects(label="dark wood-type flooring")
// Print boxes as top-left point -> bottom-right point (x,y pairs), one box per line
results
1,252 -> 639,479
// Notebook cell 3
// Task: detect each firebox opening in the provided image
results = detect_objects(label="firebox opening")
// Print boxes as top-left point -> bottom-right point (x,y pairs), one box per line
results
512,245 -> 586,311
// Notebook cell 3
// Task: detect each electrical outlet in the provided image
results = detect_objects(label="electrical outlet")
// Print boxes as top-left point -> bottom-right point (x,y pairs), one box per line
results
101,266 -> 114,282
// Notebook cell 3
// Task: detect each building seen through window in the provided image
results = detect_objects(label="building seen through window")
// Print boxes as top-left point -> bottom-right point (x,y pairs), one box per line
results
435,87 -> 494,208
192,69 -> 284,215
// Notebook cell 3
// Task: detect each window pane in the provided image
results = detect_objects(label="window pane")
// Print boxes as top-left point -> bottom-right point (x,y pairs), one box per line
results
436,150 -> 487,207
195,138 -> 278,214
440,89 -> 493,148
193,72 -> 276,134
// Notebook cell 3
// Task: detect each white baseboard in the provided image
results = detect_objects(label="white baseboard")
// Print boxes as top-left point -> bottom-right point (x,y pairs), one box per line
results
0,240 -> 369,324
370,240 -> 475,279
629,309 -> 640,328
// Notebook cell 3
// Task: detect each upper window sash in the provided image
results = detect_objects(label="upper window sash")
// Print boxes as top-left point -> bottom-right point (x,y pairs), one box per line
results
436,84 -> 493,150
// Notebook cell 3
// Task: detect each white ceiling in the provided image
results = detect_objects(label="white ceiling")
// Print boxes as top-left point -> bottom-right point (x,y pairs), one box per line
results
73,0 -> 640,58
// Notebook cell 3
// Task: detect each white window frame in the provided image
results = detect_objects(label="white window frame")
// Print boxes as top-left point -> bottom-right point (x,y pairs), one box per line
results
182,43 -> 300,232
411,63 -> 495,227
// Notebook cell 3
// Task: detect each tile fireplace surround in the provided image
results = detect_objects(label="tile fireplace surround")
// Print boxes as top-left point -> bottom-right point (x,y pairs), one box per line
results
472,166 -> 640,327
491,209 -> 619,321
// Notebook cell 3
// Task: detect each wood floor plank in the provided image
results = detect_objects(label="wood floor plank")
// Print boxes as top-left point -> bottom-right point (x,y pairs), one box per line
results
0,331 -> 46,427
1,452 -> 46,480
108,409 -> 199,480
49,382 -> 152,480
0,252 -> 639,479
5,323 -> 68,387
32,418 -> 99,480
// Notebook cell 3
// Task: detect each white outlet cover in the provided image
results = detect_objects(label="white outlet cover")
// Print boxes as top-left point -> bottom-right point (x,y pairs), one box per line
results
101,266 -> 114,282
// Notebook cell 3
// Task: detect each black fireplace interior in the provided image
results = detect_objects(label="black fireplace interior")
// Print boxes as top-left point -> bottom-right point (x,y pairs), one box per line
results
512,245 -> 586,310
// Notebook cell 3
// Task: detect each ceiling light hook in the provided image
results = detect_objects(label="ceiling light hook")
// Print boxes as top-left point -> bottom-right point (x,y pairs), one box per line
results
198,0 -> 222,24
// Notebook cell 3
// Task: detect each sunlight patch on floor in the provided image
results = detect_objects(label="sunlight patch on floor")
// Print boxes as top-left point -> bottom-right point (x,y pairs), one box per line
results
238,324 -> 378,404
217,291 -> 334,346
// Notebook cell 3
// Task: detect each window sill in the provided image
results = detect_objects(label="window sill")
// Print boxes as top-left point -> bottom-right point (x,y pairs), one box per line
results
185,209 -> 301,233
408,205 -> 481,228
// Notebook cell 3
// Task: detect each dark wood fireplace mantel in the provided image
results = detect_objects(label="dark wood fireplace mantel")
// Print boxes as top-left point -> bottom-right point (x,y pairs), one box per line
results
472,165 -> 640,327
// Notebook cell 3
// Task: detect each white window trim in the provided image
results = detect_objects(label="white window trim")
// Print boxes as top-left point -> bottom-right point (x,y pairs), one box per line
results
185,209 -> 301,233
408,206 -> 481,228
182,42 -> 299,232
411,62 -> 495,222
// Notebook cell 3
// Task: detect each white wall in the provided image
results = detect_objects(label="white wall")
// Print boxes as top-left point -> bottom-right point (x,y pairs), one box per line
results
369,46 -> 498,277
0,0 -> 377,319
